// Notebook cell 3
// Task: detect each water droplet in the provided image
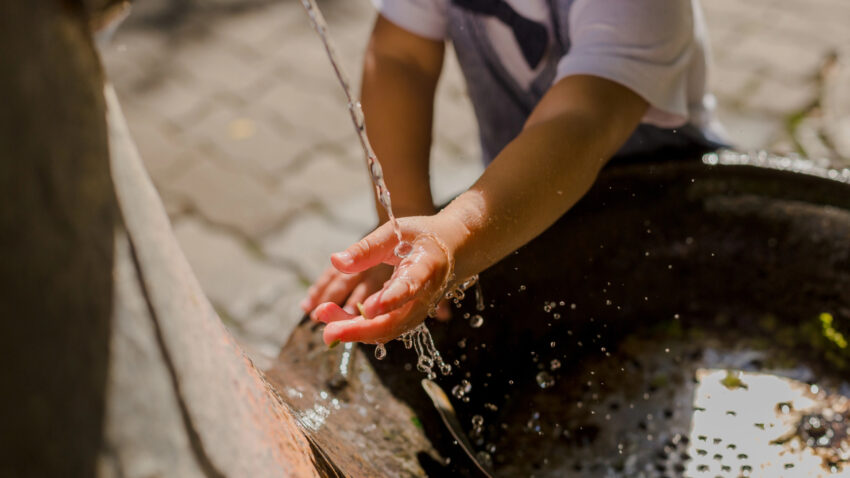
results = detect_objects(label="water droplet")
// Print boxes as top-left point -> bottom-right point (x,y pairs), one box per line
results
471,415 -> 484,427
452,379 -> 472,399
374,344 -> 386,360
475,451 -> 493,468
553,313 -> 561,319
550,359 -> 561,370
536,371 -> 555,389
470,315 -> 484,328
417,355 -> 433,373
394,241 -> 413,258
550,341 -> 557,348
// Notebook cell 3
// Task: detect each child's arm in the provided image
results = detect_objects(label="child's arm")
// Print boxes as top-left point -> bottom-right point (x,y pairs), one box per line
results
301,17 -> 445,317
314,74 -> 649,344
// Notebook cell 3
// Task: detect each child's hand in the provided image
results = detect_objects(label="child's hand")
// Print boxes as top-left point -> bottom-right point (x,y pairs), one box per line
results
311,217 -> 457,345
300,262 -> 393,320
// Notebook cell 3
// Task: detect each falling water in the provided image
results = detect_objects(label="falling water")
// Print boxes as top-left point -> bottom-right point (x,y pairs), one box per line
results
299,0 -> 486,374
298,0 -> 408,256
399,323 -> 453,379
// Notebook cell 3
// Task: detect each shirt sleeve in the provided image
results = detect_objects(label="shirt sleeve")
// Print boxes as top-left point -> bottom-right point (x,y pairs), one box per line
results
555,0 -> 697,127
370,0 -> 450,41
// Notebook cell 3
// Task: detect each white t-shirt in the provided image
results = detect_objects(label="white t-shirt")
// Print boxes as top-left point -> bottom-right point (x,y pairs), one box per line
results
371,0 -> 726,139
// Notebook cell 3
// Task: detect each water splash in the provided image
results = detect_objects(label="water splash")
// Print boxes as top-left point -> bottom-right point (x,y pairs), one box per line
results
399,323 -> 452,379
452,379 -> 473,403
536,371 -> 556,389
702,149 -> 850,184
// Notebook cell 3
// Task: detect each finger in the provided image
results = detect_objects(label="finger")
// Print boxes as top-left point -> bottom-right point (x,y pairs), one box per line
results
322,301 -> 420,345
313,302 -> 358,324
361,248 -> 445,318
301,266 -> 339,312
435,299 -> 452,321
343,281 -> 372,313
317,273 -> 361,306
309,275 -> 358,320
331,223 -> 398,273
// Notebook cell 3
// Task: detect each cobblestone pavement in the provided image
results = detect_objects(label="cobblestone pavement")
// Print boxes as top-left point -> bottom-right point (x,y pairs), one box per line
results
99,0 -> 850,358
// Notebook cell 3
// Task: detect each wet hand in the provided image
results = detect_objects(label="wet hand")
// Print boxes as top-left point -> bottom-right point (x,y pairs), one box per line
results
300,262 -> 393,320
312,218 -> 457,345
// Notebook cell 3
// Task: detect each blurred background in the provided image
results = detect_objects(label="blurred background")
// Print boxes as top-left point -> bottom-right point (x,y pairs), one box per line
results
99,0 -> 850,359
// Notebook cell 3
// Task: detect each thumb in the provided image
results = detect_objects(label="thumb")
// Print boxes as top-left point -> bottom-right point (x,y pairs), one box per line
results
331,223 -> 398,273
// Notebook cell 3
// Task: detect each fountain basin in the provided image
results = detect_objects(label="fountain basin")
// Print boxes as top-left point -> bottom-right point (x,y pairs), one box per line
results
268,153 -> 850,477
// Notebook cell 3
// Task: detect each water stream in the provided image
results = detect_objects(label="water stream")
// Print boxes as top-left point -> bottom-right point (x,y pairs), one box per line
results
298,0 -> 408,255
298,0 -> 476,378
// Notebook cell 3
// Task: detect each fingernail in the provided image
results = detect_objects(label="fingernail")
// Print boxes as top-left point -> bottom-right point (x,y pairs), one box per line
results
333,251 -> 353,266
356,302 -> 369,319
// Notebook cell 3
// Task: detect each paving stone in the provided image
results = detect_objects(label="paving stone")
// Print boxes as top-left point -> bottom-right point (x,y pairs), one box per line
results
100,44 -> 151,89
268,45 -> 342,95
180,105 -> 312,175
430,150 -> 483,207
715,106 -> 786,151
822,49 -> 850,160
324,193 -> 377,235
793,116 -> 835,160
239,296 -> 304,361
743,78 -> 818,117
116,73 -> 211,126
723,32 -> 827,82
280,150 -> 372,206
268,18 -> 367,97
211,2 -> 293,51
161,158 -> 309,239
709,65 -> 758,105
256,80 -> 354,143
702,0 -> 780,29
765,8 -> 850,47
434,82 -> 480,158
172,217 -> 300,325
262,212 -> 361,282
440,49 -> 471,99
121,113 -> 196,183
177,38 -> 271,93
105,27 -> 171,64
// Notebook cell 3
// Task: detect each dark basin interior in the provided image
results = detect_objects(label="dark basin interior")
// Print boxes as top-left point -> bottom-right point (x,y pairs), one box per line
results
271,154 -> 850,477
